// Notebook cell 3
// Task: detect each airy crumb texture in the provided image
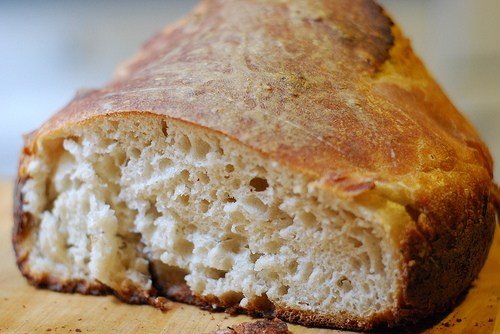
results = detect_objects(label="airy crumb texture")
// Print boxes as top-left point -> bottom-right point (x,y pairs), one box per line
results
19,114 -> 401,327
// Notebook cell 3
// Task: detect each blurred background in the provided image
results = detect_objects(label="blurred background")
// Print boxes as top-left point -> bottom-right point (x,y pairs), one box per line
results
1,0 -> 499,180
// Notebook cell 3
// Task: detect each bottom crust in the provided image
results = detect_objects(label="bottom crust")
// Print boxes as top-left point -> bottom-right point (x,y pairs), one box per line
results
12,265 -> 462,332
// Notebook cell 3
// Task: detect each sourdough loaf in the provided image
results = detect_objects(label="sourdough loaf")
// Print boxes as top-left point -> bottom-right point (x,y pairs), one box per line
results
14,0 -> 499,331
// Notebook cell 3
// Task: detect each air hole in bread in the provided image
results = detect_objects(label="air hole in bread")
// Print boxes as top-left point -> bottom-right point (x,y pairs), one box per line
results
161,120 -> 168,138
205,267 -> 228,280
336,276 -> 353,292
346,236 -> 363,248
226,196 -> 237,204
350,257 -> 362,271
146,200 -> 160,220
263,240 -> 282,253
250,252 -> 263,263
249,177 -> 269,192
196,172 -> 210,184
279,285 -> 290,295
200,199 -> 210,213
221,236 -> 245,253
129,147 -> 141,159
192,138 -> 211,159
177,238 -> 194,256
95,154 -> 119,183
209,189 -> 218,201
225,164 -> 235,173
162,264 -> 188,284
177,133 -> 192,153
220,291 -> 244,306
178,194 -> 190,206
179,169 -> 190,183
248,294 -> 275,316
150,261 -> 190,297
115,150 -> 127,167
298,211 -> 316,227
158,158 -> 173,170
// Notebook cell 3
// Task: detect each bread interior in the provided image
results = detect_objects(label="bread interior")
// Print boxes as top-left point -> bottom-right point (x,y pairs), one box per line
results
21,113 -> 401,318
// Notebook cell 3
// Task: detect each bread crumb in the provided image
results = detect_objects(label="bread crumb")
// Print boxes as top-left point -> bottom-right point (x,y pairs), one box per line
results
213,319 -> 289,334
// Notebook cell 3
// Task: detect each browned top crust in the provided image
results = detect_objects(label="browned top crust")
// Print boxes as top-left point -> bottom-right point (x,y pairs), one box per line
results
22,0 -> 494,202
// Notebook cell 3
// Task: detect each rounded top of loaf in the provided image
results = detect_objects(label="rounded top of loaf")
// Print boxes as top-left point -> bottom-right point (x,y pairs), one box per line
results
25,0 -> 496,206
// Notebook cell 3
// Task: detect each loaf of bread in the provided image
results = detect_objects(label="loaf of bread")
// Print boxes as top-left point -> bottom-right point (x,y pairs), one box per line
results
14,0 -> 499,331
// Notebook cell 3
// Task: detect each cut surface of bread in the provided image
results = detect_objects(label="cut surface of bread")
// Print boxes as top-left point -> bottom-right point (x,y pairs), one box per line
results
18,114 -> 403,329
14,0 -> 498,331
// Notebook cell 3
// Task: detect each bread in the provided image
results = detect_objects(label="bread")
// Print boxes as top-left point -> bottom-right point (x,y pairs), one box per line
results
13,0 -> 499,331
214,319 -> 289,334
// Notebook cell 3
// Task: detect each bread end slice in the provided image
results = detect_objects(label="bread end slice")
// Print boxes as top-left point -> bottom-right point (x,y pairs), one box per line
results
14,113 -> 496,331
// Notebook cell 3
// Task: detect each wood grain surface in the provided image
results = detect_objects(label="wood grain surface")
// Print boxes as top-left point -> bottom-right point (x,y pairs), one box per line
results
0,179 -> 498,333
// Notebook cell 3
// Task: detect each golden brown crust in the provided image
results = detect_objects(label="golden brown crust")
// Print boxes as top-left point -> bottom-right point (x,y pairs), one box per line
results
14,0 -> 499,331
397,183 -> 497,322
490,184 -> 500,219
20,0 -> 494,196
13,177 -> 31,255
21,0 -> 493,204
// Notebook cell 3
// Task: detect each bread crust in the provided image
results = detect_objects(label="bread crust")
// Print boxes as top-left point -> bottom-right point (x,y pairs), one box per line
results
214,319 -> 290,334
13,0 -> 498,331
397,187 -> 496,323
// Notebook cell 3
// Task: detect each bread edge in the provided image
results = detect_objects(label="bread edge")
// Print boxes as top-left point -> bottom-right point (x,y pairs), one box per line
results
396,185 -> 497,324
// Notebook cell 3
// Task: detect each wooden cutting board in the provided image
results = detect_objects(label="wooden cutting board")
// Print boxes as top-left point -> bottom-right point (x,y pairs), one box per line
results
0,179 -> 499,333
